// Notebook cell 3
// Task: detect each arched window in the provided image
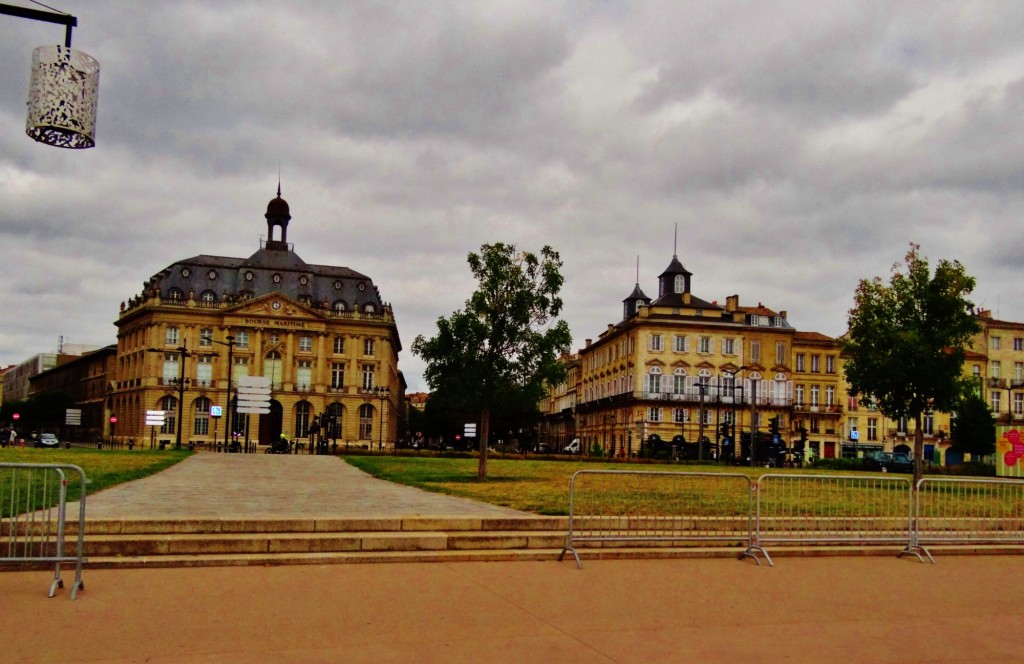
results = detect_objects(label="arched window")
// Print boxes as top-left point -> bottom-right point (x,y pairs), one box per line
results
265,351 -> 282,389
359,403 -> 374,439
674,274 -> 685,294
333,300 -> 346,312
295,402 -> 312,438
645,367 -> 663,395
327,402 -> 343,439
167,287 -> 184,301
160,395 -> 177,435
673,368 -> 688,395
363,303 -> 376,313
193,397 -> 211,436
199,290 -> 216,302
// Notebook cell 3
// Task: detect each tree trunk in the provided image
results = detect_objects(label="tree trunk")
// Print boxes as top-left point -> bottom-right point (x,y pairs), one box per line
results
913,411 -> 924,487
477,405 -> 490,481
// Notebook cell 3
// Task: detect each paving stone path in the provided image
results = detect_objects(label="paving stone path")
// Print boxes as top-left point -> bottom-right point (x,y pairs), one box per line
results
70,453 -> 527,519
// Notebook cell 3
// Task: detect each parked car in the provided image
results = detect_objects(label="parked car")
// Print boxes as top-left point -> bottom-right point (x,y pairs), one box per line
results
35,433 -> 60,448
563,438 -> 581,454
862,451 -> 914,473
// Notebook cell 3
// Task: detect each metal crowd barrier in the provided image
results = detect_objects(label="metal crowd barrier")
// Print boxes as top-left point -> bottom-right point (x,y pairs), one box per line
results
1,463 -> 87,599
754,473 -> 926,565
914,477 -> 1024,562
559,470 -> 763,568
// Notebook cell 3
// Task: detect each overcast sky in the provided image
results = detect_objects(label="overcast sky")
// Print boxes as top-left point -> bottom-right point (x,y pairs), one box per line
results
2,1 -> 1023,392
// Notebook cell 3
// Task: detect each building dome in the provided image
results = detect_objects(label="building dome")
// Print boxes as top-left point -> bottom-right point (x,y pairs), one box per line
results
266,193 -> 290,220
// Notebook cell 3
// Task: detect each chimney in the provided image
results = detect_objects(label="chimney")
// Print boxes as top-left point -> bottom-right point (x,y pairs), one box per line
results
726,294 -> 738,312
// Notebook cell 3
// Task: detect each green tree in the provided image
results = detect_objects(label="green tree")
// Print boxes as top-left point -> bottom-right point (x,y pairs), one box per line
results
412,243 -> 572,480
842,244 -> 980,484
951,390 -> 996,461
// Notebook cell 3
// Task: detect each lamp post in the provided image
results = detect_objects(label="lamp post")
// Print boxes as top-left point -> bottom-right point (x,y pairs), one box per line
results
147,341 -> 192,450
210,335 -> 237,452
724,367 -> 754,465
374,385 -> 390,452
696,381 -> 707,462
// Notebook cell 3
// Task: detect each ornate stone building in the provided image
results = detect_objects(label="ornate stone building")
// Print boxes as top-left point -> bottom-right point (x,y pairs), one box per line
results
110,189 -> 403,449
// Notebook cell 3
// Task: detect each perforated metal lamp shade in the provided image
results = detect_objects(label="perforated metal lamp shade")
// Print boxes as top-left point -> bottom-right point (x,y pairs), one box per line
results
26,45 -> 99,149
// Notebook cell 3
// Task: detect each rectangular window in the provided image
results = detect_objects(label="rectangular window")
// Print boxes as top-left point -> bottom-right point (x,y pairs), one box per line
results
363,338 -> 375,356
810,417 -> 820,434
673,408 -> 688,424
333,336 -> 345,354
362,364 -> 375,390
991,391 -> 1001,412
796,354 -> 805,372
296,360 -> 312,390
1015,338 -> 1023,351
810,355 -> 820,373
1017,362 -> 1024,382
826,386 -> 835,406
867,418 -> 878,441
773,316 -> 784,327
723,338 -> 735,355
673,335 -> 688,352
923,413 -> 934,435
1015,393 -> 1023,416
196,356 -> 213,387
162,354 -> 179,383
193,400 -> 210,436
991,361 -> 1001,379
165,326 -> 179,345
673,373 -> 686,394
991,336 -> 1001,350
826,356 -> 835,374
645,372 -> 662,394
795,384 -> 804,407
331,363 -> 345,389
234,331 -> 249,348
232,356 -> 249,383
702,409 -> 712,425
199,328 -> 212,347
649,334 -> 663,351
698,336 -> 712,354
750,341 -> 760,362
775,342 -> 785,365
648,407 -> 662,423
810,385 -> 820,407
299,336 -> 313,352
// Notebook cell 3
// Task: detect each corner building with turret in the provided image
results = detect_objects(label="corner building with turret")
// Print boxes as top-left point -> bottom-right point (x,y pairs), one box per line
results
110,189 -> 403,449
554,252 -> 846,463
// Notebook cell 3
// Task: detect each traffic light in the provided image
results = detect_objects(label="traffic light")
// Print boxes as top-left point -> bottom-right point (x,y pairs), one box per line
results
769,416 -> 780,437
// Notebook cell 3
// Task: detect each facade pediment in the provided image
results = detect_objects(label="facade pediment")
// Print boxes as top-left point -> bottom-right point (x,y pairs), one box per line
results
225,294 -> 324,322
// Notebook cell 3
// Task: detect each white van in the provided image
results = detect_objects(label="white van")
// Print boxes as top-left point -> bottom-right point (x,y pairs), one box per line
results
563,438 -> 581,454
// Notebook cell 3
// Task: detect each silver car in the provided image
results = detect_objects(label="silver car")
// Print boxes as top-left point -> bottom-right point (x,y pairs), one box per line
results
35,433 -> 60,448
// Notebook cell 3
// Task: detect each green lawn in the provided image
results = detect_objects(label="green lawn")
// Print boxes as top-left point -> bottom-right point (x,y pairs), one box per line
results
343,455 -> 839,515
1,448 -> 191,518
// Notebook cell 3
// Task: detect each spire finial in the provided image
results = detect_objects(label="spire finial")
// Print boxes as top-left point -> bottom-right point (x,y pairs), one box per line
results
277,164 -> 281,198
636,255 -> 640,285
673,223 -> 678,258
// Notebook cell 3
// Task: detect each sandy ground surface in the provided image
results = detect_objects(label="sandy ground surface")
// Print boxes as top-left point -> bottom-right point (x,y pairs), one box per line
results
3,555 -> 1023,663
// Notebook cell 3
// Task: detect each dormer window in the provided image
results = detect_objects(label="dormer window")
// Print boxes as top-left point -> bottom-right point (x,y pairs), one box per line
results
167,288 -> 184,301
674,274 -> 685,294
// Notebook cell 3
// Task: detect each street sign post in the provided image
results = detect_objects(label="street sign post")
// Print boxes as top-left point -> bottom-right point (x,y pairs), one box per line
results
236,376 -> 272,414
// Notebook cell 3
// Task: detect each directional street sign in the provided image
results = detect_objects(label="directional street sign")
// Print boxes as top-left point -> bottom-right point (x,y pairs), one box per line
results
236,375 -> 272,414
65,408 -> 82,426
145,409 -> 166,426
